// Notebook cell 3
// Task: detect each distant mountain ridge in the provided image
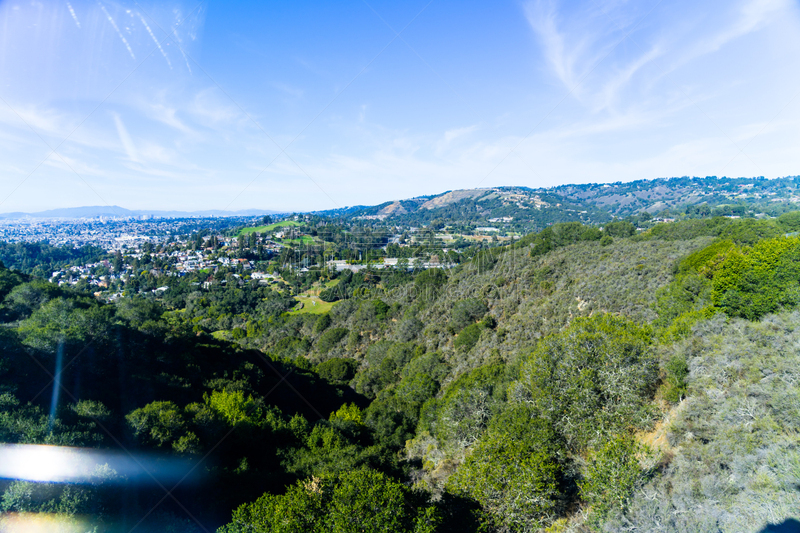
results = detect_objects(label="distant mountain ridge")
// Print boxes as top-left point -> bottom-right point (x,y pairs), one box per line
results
6,176 -> 800,226
317,176 -> 800,230
0,206 -> 284,219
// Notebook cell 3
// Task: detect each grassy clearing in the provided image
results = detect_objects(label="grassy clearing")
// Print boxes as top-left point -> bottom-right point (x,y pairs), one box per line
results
238,220 -> 301,236
287,294 -> 335,315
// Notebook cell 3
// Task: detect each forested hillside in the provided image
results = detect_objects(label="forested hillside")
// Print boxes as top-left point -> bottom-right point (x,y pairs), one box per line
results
1,215 -> 799,532
327,176 -> 800,231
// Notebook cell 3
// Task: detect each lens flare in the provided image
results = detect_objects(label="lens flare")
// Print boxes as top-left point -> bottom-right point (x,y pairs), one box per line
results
0,444 -> 199,484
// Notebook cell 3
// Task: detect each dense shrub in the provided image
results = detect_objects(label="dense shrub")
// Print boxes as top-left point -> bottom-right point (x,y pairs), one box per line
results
777,210 -> 800,231
453,323 -> 482,352
219,469 -> 440,533
450,298 -> 488,331
517,314 -> 657,450
396,316 -> 423,341
579,434 -> 649,523
609,313 -> 800,532
316,357 -> 357,384
446,405 -> 562,531
312,313 -> 331,334
316,327 -> 349,354
712,236 -> 800,319
603,220 -> 636,238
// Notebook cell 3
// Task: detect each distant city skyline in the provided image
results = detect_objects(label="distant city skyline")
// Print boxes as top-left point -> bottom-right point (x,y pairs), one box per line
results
1,0 -> 799,212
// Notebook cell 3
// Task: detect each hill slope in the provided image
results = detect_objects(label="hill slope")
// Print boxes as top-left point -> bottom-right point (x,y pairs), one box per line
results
320,176 -> 800,231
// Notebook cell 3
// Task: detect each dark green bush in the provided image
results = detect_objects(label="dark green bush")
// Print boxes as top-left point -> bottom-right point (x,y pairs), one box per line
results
446,405 -> 562,531
663,355 -> 689,403
777,210 -> 800,232
454,323 -> 481,352
317,327 -> 349,354
219,469 -> 440,533
603,220 -> 636,238
312,313 -> 331,334
316,357 -> 357,384
450,298 -> 488,331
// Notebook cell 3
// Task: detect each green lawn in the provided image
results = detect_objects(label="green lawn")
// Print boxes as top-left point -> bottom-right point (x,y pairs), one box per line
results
238,220 -> 301,236
287,295 -> 336,315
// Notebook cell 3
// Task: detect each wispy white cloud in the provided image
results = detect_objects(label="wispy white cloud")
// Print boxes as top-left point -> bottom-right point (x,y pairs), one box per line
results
525,0 -> 797,116
111,112 -> 139,162
443,125 -> 478,144
188,88 -> 244,126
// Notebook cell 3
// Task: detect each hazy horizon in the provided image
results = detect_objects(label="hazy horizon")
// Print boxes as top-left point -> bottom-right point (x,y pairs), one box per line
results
2,0 -> 799,213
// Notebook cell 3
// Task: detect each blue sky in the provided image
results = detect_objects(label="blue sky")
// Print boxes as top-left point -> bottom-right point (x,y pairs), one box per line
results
0,0 -> 799,212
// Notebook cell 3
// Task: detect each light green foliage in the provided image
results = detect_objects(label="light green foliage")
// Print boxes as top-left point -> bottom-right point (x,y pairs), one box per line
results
579,434 -> 649,522
284,423 -> 380,477
715,218 -> 782,246
4,279 -> 63,318
219,482 -> 323,533
653,272 -> 713,327
327,468 -> 417,532
0,393 -> 98,446
126,400 -> 190,448
658,306 -> 716,344
677,239 -> 735,275
219,469 -> 440,533
204,389 -> 263,426
712,236 -> 800,319
777,210 -> 800,231
447,406 -> 562,532
519,314 -> 657,450
237,220 -> 301,236
329,403 -> 362,426
71,400 -> 111,421
18,297 -> 110,352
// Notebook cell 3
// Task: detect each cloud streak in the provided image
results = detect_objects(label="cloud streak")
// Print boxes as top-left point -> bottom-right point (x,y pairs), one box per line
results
112,113 -> 139,163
